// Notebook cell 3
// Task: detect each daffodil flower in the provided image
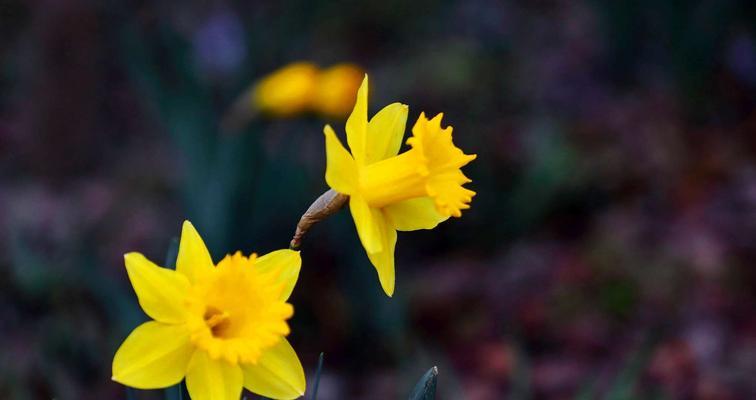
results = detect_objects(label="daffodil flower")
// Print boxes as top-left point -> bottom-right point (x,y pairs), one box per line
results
323,76 -> 476,296
253,62 -> 319,117
311,63 -> 364,118
249,62 -> 364,119
112,221 -> 306,400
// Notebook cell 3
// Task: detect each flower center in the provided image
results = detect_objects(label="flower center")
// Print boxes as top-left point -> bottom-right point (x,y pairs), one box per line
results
203,306 -> 231,337
186,252 -> 294,365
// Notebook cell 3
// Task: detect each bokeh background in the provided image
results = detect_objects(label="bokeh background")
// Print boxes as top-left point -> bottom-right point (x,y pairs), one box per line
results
1,1 -> 755,399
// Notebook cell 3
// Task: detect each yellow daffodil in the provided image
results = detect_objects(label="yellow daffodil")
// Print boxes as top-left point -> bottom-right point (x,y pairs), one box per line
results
247,62 -> 364,120
253,62 -> 319,117
112,221 -> 306,400
323,76 -> 476,296
311,63 -> 365,118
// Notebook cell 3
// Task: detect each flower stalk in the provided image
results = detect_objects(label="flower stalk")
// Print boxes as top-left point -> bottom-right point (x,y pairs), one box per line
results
289,189 -> 349,250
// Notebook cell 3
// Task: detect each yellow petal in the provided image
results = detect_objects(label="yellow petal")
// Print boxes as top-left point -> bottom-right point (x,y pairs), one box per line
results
349,196 -> 384,254
383,197 -> 449,232
345,75 -> 368,165
242,339 -> 306,400
366,214 -> 397,297
176,220 -> 214,283
112,321 -> 194,389
186,351 -> 244,400
255,249 -> 301,301
366,102 -> 408,163
324,125 -> 358,194
124,253 -> 190,324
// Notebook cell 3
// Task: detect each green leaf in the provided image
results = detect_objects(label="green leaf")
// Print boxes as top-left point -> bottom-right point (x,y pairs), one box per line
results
408,367 -> 438,400
163,240 -> 183,400
164,237 -> 179,269
310,352 -> 325,400
163,382 -> 184,400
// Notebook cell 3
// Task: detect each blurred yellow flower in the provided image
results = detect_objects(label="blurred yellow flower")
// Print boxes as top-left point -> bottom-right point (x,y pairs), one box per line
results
250,61 -> 364,119
252,62 -> 319,117
311,63 -> 365,118
112,221 -> 306,400
323,76 -> 476,296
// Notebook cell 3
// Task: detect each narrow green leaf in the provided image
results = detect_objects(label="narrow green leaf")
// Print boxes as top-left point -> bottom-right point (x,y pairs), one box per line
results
164,237 -> 179,269
163,239 -> 183,400
163,383 -> 183,400
310,352 -> 325,400
408,366 -> 438,400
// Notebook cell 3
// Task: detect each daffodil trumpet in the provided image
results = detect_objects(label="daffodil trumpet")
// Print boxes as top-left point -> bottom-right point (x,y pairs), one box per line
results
112,221 -> 306,400
322,75 -> 476,296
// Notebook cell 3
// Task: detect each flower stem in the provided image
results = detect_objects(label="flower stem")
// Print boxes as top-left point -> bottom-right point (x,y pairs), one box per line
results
289,189 -> 348,250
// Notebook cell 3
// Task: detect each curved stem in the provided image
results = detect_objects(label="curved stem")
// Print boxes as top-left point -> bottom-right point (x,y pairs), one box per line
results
289,189 -> 349,250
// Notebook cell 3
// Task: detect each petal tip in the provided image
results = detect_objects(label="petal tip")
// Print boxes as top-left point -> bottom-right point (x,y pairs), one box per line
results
381,277 -> 395,297
358,74 -> 369,90
123,252 -> 145,269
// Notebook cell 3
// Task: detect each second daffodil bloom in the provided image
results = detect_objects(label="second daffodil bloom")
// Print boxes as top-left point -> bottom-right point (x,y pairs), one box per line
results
249,62 -> 364,119
112,221 -> 306,400
310,63 -> 365,118
324,76 -> 476,296
252,62 -> 319,117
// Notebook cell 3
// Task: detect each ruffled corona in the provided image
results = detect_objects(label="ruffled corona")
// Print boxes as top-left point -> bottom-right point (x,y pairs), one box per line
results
185,252 -> 294,365
359,112 -> 476,217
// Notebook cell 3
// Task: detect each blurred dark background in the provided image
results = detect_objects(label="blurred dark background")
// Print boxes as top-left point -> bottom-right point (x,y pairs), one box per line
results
1,1 -> 755,399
